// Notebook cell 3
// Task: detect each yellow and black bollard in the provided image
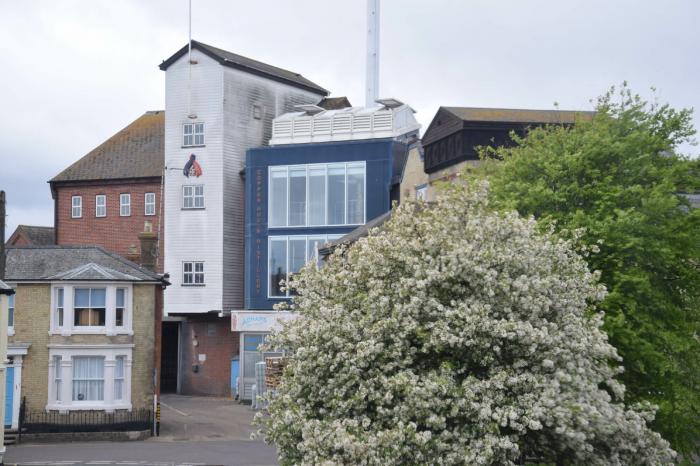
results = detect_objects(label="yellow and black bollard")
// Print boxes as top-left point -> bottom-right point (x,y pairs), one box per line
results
156,401 -> 161,436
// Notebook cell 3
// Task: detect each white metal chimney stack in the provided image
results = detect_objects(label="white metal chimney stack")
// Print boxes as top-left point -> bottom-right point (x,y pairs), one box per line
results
365,0 -> 380,107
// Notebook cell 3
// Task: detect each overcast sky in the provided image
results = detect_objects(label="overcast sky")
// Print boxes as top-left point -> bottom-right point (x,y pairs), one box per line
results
1,0 -> 698,237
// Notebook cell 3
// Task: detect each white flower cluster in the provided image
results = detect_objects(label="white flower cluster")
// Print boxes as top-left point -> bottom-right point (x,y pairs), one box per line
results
257,182 -> 675,465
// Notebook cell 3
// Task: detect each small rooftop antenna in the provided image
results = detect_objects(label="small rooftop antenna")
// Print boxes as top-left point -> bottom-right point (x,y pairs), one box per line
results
187,0 -> 197,120
365,0 -> 380,108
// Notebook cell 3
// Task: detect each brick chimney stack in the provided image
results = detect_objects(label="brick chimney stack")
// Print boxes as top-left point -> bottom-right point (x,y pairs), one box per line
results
138,227 -> 158,272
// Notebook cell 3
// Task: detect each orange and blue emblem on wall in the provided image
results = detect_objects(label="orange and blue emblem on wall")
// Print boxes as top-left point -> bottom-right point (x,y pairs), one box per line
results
183,154 -> 203,177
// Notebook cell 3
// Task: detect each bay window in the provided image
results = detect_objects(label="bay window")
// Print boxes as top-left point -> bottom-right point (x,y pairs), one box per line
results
73,356 -> 104,401
48,346 -> 132,411
74,288 -> 106,327
51,285 -> 132,335
269,234 -> 343,297
268,162 -> 366,227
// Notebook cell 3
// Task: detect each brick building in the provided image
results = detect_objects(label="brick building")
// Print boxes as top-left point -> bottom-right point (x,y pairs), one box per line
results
3,246 -> 167,429
49,111 -> 164,269
6,225 -> 55,247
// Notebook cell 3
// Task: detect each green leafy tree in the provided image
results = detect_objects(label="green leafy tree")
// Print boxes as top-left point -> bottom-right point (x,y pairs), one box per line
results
257,183 -> 674,465
468,85 -> 700,454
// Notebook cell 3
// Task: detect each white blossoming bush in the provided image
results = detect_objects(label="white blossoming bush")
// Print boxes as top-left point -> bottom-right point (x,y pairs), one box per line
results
257,182 -> 675,465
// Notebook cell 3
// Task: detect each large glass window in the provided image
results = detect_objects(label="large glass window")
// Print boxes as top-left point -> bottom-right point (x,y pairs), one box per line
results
347,164 -> 365,224
308,167 -> 326,225
269,234 -> 343,297
327,164 -> 346,225
269,169 -> 287,227
72,356 -> 104,401
288,168 -> 306,226
73,288 -> 106,327
95,195 -> 106,217
183,185 -> 204,209
268,163 -> 366,227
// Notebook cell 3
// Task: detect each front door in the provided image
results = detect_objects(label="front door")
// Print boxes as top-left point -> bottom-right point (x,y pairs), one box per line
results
5,366 -> 14,427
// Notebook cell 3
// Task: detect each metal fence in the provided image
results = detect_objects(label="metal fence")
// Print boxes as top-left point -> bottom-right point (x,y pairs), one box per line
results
19,397 -> 153,438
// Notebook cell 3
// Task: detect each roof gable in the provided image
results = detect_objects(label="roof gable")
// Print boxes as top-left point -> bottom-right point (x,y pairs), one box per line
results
7,225 -> 55,246
159,40 -> 328,96
51,111 -> 164,183
46,263 -> 140,281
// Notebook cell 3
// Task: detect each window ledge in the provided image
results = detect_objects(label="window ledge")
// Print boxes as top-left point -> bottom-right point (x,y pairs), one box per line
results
46,403 -> 132,412
49,329 -> 133,336
181,207 -> 206,211
181,284 -> 206,287
182,145 -> 206,149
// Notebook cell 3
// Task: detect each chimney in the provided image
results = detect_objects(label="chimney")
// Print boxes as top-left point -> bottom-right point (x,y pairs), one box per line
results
365,0 -> 380,107
138,228 -> 158,272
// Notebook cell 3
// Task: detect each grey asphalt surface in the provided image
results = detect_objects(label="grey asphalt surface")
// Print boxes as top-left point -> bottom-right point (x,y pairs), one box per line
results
4,395 -> 278,466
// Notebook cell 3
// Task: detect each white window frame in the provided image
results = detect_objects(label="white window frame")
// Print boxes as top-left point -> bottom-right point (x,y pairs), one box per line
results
144,192 -> 156,216
95,194 -> 106,218
119,194 -> 131,217
183,122 -> 205,147
268,162 -> 366,228
47,345 -> 133,412
182,261 -> 205,286
182,185 -> 205,209
71,196 -> 82,218
7,288 -> 15,336
50,284 -> 133,336
73,287 -> 107,329
268,234 -> 343,298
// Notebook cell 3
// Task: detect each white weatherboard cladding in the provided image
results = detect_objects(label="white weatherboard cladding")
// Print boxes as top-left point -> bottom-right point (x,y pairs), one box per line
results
164,48 -> 325,314
164,49 -> 225,314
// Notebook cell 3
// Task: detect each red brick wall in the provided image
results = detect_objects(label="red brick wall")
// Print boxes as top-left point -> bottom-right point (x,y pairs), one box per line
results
54,180 -> 164,271
179,316 -> 239,397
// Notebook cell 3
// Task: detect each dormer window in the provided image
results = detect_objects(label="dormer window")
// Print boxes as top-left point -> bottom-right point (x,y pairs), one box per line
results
183,122 -> 205,147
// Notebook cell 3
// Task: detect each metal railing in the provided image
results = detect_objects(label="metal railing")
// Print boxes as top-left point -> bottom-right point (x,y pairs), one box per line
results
19,397 -> 153,436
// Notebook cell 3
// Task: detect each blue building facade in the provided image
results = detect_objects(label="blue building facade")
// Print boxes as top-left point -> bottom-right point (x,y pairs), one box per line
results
244,138 -> 408,310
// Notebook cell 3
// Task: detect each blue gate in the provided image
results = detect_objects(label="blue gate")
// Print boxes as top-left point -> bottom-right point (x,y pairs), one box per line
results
5,366 -> 14,427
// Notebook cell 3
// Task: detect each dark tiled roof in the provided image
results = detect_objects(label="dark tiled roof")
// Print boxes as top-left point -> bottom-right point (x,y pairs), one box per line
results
160,40 -> 328,96
51,111 -> 164,183
5,246 -> 163,282
317,96 -> 352,110
8,225 -> 55,246
443,106 -> 595,124
319,211 -> 393,258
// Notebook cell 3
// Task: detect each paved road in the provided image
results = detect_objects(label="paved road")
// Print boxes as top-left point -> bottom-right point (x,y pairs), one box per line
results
4,395 -> 278,466
4,439 -> 277,465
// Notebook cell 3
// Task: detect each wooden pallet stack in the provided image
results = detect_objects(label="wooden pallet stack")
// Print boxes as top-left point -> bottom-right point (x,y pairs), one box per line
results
265,357 -> 287,389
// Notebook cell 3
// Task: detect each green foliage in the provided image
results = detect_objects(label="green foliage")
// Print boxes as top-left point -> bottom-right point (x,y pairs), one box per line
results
466,84 -> 700,454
